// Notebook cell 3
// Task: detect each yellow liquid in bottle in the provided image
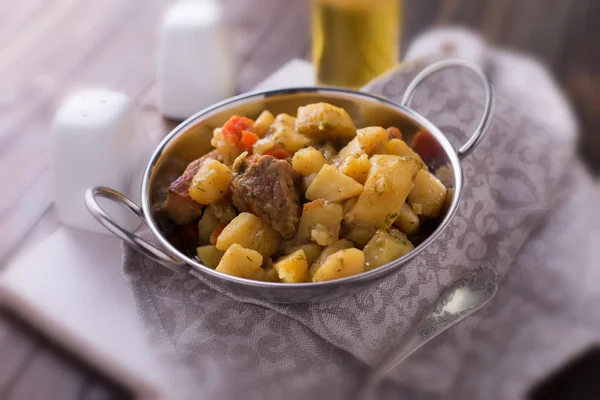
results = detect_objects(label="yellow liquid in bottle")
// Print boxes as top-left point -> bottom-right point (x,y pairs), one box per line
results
312,0 -> 401,89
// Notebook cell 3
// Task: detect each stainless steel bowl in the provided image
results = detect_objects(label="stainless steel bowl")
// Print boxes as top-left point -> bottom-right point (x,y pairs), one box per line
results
85,59 -> 494,304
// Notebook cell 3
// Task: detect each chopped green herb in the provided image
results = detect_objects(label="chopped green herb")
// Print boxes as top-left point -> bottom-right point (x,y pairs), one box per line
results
385,212 -> 399,224
319,121 -> 333,131
296,255 -> 306,261
234,159 -> 249,173
338,257 -> 345,267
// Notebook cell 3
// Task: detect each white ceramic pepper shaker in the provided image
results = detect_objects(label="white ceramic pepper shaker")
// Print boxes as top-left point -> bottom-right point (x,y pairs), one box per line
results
157,0 -> 236,120
51,89 -> 152,234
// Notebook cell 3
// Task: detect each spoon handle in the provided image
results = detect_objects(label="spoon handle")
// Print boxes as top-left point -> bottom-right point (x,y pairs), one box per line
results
365,266 -> 498,388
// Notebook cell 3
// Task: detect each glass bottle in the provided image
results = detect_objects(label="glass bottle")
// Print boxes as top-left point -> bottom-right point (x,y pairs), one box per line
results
312,0 -> 401,89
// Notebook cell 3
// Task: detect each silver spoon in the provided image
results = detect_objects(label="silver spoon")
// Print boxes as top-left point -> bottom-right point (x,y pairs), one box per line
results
362,266 -> 498,395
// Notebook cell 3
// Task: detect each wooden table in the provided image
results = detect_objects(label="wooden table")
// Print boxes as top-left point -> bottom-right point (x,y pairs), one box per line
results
1,0 -> 598,397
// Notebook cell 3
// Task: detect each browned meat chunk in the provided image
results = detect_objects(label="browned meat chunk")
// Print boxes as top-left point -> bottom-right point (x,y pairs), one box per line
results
231,154 -> 301,239
165,149 -> 220,225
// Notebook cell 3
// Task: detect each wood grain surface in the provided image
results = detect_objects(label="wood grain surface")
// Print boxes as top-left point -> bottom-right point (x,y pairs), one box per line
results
0,0 -> 598,397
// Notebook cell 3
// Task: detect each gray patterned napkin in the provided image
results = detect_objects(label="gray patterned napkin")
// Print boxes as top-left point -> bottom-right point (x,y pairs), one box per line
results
123,44 -> 600,399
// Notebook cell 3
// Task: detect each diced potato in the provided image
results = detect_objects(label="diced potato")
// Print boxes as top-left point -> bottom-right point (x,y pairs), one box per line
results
407,169 -> 448,218
363,229 -> 414,270
305,164 -> 364,203
295,199 -> 343,246
386,126 -> 403,140
272,113 -> 296,130
302,173 -> 318,193
292,147 -> 328,176
343,224 -> 378,248
311,224 -> 337,246
216,244 -> 264,279
335,127 -> 388,163
412,203 -> 423,215
198,207 -> 220,243
281,243 -> 323,266
336,137 -> 366,163
209,198 -> 237,223
253,136 -> 275,156
296,102 -> 356,140
188,159 -> 232,205
253,110 -> 275,137
312,248 -> 365,282
274,132 -> 312,154
196,245 -> 224,268
372,143 -> 387,155
277,133 -> 312,154
216,212 -> 281,260
338,154 -> 371,184
345,155 -> 421,228
211,128 -> 242,165
273,249 -> 309,283
357,127 -> 389,154
309,239 -> 353,279
393,203 -> 420,235
384,139 -> 427,169
253,113 -> 311,155
343,196 -> 358,215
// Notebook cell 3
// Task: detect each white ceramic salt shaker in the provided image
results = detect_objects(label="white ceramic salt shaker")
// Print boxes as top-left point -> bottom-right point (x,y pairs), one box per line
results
51,89 -> 152,234
157,0 -> 236,120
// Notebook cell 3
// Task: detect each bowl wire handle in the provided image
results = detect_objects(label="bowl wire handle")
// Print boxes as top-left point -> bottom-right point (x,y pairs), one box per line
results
400,59 -> 495,159
85,186 -> 189,274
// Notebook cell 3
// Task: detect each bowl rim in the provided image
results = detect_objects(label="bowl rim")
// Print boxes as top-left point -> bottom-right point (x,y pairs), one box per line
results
141,86 -> 464,289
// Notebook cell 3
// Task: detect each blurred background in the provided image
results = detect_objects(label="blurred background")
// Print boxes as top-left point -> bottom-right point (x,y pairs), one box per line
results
5,0 -> 600,263
3,0 -> 600,166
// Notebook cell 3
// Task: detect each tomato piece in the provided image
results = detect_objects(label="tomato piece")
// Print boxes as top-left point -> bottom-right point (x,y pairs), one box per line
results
386,126 -> 402,140
209,222 -> 228,245
240,130 -> 259,152
412,129 -> 444,169
263,146 -> 291,159
222,116 -> 254,147
222,131 -> 239,147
